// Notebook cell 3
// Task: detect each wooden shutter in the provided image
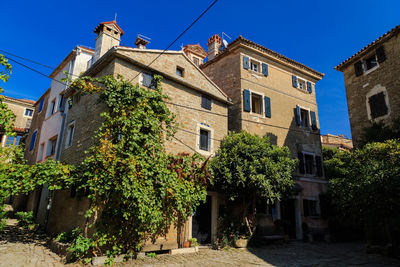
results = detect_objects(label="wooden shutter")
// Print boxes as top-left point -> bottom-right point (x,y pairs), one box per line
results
264,96 -> 271,118
292,75 -> 297,88
354,61 -> 363,76
368,92 -> 388,119
376,46 -> 386,63
201,95 -> 212,110
298,152 -> 305,174
262,63 -> 269,76
306,81 -> 312,94
243,56 -> 250,69
315,156 -> 323,177
296,105 -> 301,125
310,111 -> 317,130
243,89 -> 251,112
29,131 -> 37,151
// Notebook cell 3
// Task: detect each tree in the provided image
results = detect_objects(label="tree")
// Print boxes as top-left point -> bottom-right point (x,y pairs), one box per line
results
210,131 -> 297,237
329,140 -> 400,247
360,118 -> 400,146
0,55 -> 15,136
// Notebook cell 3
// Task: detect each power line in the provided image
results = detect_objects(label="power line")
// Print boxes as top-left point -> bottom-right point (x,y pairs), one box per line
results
4,56 -> 68,86
0,49 -> 55,70
129,0 -> 219,83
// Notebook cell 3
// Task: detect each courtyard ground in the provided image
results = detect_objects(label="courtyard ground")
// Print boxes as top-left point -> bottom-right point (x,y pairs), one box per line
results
1,219 -> 399,267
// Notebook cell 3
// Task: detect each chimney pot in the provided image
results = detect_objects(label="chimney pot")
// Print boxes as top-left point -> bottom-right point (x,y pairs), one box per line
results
207,34 -> 222,61
135,36 -> 149,49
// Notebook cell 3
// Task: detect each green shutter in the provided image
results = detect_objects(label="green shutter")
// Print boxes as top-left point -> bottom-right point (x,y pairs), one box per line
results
264,96 -> 271,118
243,89 -> 251,112
292,75 -> 297,88
262,63 -> 269,76
307,81 -> 312,93
296,105 -> 301,125
310,111 -> 317,130
243,56 -> 250,69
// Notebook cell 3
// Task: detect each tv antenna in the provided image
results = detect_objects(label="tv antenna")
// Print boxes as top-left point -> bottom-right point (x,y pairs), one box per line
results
221,32 -> 231,48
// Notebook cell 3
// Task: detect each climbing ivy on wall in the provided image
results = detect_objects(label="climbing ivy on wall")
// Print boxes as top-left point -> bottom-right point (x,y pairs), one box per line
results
66,74 -> 210,262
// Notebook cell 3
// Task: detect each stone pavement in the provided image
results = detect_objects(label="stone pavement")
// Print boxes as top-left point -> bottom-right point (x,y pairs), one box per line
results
1,218 -> 399,267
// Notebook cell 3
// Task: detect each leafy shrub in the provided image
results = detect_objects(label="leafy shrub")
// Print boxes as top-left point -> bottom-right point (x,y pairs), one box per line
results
146,252 -> 156,258
15,211 -> 34,228
55,227 -> 81,243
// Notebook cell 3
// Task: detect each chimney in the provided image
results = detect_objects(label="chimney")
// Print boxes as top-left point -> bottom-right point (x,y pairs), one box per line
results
207,34 -> 222,61
93,21 -> 124,62
134,35 -> 149,49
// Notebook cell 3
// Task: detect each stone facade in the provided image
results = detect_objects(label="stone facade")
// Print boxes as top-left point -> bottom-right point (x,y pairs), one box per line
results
47,22 -> 229,250
202,35 -> 327,239
321,134 -> 353,151
335,25 -> 400,147
1,96 -> 35,147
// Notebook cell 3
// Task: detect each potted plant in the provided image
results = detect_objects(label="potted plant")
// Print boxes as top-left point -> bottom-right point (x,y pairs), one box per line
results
188,238 -> 198,247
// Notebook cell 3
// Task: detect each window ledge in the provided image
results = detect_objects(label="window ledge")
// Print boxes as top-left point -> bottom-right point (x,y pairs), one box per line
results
363,65 -> 379,76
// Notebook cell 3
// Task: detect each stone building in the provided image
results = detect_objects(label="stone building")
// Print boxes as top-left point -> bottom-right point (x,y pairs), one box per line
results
335,25 -> 400,147
42,21 -> 230,250
1,96 -> 35,147
201,34 -> 327,240
321,133 -> 353,151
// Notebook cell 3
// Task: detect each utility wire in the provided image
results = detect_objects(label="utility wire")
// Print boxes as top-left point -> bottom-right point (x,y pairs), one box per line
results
0,49 -> 55,70
129,0 -> 219,83
5,56 -> 68,86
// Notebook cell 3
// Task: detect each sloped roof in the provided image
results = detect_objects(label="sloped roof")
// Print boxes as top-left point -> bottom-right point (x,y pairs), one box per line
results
4,96 -> 35,105
183,44 -> 208,58
94,21 -> 124,36
335,25 -> 400,71
202,35 -> 324,79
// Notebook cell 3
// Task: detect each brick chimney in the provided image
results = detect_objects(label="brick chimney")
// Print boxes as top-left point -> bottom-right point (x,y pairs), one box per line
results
93,21 -> 124,62
207,34 -> 222,61
134,36 -> 149,49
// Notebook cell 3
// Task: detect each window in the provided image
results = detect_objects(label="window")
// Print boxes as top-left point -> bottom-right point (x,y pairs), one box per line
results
38,98 -> 44,113
38,143 -> 44,162
49,98 -> 56,116
142,73 -> 156,89
364,55 -> 378,71
58,94 -> 65,109
25,109 -> 33,117
199,129 -> 210,151
5,136 -> 15,147
46,136 -> 57,157
369,92 -> 388,119
29,130 -> 37,151
65,122 -> 75,148
193,57 -> 199,66
300,108 -> 309,127
303,199 -> 319,217
251,93 -> 263,114
176,67 -> 184,77
201,94 -> 212,110
250,60 -> 260,72
304,154 -> 314,175
298,79 -> 305,90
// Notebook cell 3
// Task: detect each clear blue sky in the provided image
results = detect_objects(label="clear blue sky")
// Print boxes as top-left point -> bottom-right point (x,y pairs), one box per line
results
1,0 -> 399,138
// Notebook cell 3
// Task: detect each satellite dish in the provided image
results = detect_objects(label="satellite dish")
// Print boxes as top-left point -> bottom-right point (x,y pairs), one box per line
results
222,38 -> 229,48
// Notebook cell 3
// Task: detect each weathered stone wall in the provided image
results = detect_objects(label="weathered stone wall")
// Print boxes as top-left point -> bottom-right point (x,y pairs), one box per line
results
341,33 -> 400,147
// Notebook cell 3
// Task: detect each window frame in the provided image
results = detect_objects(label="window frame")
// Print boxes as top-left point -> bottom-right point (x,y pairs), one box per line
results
24,108 -> 34,117
303,198 -> 320,218
195,123 -> 214,156
176,66 -> 184,77
48,98 -> 56,116
65,121 -> 75,148
299,151 -> 316,176
250,60 -> 260,73
46,135 -> 58,158
362,53 -> 379,75
140,72 -> 156,89
365,86 -> 391,122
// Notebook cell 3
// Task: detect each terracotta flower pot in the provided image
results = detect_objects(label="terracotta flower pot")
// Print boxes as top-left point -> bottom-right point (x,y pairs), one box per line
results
184,241 -> 190,248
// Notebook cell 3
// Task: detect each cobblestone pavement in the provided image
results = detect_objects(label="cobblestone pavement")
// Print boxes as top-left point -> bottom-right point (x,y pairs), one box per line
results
1,219 -> 400,267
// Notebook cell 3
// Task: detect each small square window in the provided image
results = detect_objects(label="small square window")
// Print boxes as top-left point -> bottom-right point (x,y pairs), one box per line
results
25,108 -> 33,117
199,129 -> 210,151
364,55 -> 378,70
369,92 -> 388,119
251,60 -> 260,72
142,73 -> 156,89
201,95 -> 212,110
176,67 -> 184,77
251,93 -> 263,114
